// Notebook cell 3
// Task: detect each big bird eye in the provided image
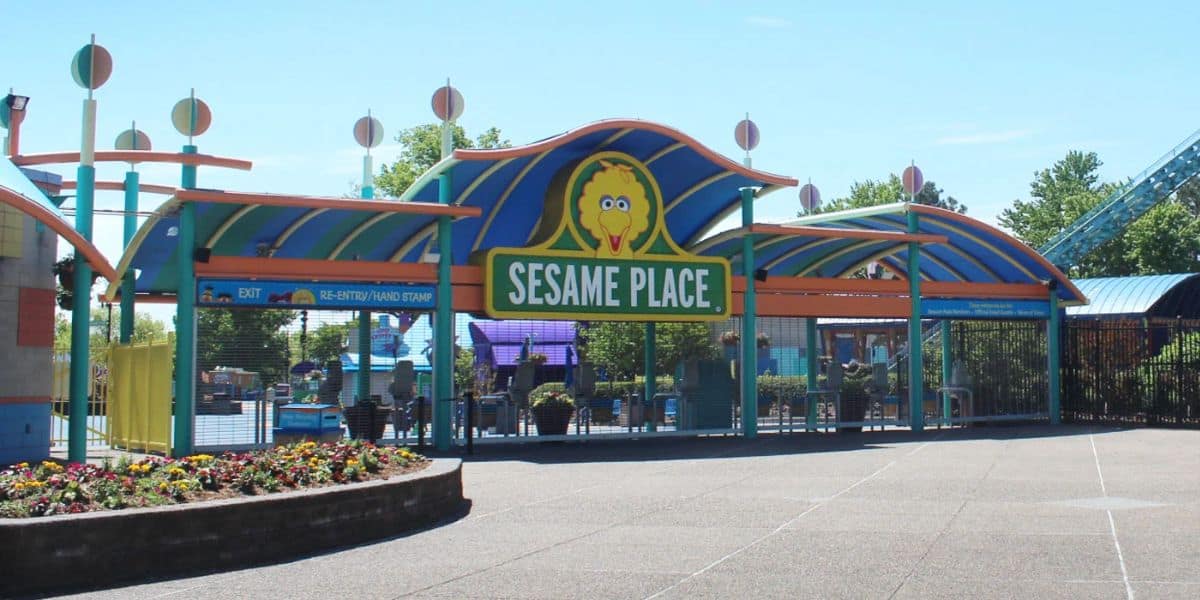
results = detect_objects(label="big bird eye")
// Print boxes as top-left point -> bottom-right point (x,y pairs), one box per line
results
600,196 -> 615,210
616,196 -> 630,212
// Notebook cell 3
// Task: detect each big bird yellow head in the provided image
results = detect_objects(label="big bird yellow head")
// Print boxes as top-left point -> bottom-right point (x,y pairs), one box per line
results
577,160 -> 652,258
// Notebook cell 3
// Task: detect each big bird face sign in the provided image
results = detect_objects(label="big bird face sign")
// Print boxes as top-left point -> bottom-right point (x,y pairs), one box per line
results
577,160 -> 652,258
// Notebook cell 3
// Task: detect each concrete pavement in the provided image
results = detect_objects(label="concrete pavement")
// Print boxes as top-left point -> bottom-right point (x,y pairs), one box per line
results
51,425 -> 1200,599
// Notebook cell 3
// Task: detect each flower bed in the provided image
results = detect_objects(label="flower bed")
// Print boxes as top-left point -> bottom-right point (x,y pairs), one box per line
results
0,440 -> 426,518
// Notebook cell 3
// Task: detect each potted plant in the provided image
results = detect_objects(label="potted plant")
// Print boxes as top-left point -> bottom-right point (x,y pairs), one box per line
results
837,362 -> 871,433
527,352 -> 548,366
720,331 -> 740,347
756,332 -> 771,349
529,389 -> 574,436
52,253 -> 101,310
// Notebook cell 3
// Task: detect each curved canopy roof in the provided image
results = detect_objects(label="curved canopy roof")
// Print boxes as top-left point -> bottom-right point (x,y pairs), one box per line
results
691,203 -> 1086,305
0,159 -> 118,281
1067,273 -> 1200,318
395,119 -> 797,263
110,189 -> 477,297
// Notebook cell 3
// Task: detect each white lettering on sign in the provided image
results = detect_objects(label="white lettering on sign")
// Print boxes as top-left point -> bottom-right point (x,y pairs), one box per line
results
679,269 -> 694,307
696,270 -> 710,308
501,261 -> 719,312
604,266 -> 619,307
544,263 -> 562,306
582,266 -> 603,306
507,262 -> 526,304
630,267 -> 646,306
239,287 -> 262,299
527,262 -> 544,305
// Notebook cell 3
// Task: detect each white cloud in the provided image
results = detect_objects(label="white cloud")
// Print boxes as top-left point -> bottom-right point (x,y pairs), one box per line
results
745,15 -> 792,29
934,129 -> 1034,145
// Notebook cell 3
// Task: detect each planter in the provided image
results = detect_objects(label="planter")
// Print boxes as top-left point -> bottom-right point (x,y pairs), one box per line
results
837,390 -> 869,433
0,459 -> 463,597
531,404 -> 574,435
343,405 -> 388,441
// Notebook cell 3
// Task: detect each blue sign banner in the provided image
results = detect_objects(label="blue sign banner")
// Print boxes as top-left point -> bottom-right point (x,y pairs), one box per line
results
922,299 -> 1050,319
197,279 -> 435,310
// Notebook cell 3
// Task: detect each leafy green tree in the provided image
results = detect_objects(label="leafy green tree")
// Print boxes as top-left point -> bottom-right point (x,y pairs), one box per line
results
197,309 -> 295,386
999,150 -> 1200,277
813,175 -> 966,214
577,322 -> 718,379
305,321 -> 353,364
374,124 -> 510,197
55,308 -> 168,360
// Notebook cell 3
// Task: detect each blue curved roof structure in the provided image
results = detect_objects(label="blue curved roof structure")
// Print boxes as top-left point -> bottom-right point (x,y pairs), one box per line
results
396,119 -> 797,263
690,203 -> 1087,305
1067,273 -> 1200,318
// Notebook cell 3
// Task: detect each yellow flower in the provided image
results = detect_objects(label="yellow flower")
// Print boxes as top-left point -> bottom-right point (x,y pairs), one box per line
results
41,461 -> 63,472
347,458 -> 360,467
171,480 -> 190,491
17,462 -> 28,469
187,454 -> 214,464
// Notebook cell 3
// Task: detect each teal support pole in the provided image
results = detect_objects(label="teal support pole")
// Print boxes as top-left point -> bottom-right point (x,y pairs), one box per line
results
1048,288 -> 1061,424
906,210 -> 924,432
434,174 -> 453,450
805,318 -> 819,430
119,170 -> 139,344
941,319 -> 952,426
173,145 -> 198,457
357,311 -> 371,404
67,165 -> 95,463
739,187 -> 757,437
644,322 -> 656,432
357,169 -> 373,411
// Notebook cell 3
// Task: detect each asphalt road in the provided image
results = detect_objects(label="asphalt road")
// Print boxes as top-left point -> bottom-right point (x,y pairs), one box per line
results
54,425 -> 1199,599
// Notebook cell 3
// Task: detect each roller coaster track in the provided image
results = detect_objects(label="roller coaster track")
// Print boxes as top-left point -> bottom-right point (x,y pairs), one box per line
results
1040,128 -> 1200,268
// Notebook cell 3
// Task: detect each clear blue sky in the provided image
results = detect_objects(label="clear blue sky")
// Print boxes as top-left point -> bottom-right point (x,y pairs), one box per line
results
5,1 -> 1199,324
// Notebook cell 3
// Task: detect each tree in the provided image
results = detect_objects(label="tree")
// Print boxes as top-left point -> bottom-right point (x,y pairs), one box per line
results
998,150 -> 1200,277
374,124 -> 511,198
306,321 -> 353,364
196,309 -> 295,387
813,175 -> 966,215
54,308 -> 168,360
577,322 -> 719,380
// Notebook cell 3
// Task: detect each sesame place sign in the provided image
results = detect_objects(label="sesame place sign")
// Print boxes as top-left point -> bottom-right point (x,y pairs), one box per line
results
483,151 -> 732,321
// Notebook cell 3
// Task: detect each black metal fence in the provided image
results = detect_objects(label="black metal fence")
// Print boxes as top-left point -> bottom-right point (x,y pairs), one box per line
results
1064,319 -> 1200,428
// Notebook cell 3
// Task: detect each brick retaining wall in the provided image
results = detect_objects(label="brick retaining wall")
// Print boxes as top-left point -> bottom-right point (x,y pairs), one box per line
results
0,458 -> 463,597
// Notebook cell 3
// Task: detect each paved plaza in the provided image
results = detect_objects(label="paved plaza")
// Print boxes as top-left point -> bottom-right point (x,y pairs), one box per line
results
55,425 -> 1198,599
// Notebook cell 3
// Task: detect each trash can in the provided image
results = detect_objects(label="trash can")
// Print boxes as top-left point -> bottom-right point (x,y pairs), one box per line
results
274,403 -> 344,445
481,394 -> 518,435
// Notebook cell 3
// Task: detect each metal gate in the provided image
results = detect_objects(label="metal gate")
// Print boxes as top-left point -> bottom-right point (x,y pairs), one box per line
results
1064,318 -> 1200,427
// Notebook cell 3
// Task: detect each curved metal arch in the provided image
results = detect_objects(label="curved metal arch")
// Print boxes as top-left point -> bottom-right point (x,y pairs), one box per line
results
0,186 -> 119,282
837,215 -> 1005,283
328,212 -> 396,260
645,142 -> 686,165
682,183 -> 787,247
273,208 -> 329,252
763,236 -> 852,271
912,216 -> 1039,282
453,158 -> 516,206
204,204 -> 260,249
663,171 -> 736,214
794,239 -> 906,278
832,246 -> 960,282
464,151 -> 552,254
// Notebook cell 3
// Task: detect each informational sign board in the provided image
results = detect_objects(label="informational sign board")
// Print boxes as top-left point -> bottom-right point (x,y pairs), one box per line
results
484,151 -> 732,321
197,279 -> 435,311
922,298 -> 1050,319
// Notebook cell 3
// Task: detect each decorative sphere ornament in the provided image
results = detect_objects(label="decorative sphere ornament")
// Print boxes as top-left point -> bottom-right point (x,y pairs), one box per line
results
71,42 -> 113,91
799,183 -> 821,212
902,165 -> 924,196
114,128 -> 152,152
171,97 -> 212,137
734,119 -> 760,152
431,85 -> 464,121
353,116 -> 385,149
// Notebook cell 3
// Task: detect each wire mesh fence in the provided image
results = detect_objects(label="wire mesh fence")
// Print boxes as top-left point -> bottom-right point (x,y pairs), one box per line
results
1064,318 -> 1200,427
